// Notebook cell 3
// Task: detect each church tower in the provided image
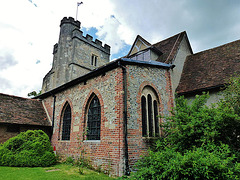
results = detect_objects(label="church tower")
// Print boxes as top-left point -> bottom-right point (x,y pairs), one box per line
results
42,17 -> 110,93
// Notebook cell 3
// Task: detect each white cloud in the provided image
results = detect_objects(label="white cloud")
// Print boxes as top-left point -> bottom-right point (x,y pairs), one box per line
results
1,0 -> 240,97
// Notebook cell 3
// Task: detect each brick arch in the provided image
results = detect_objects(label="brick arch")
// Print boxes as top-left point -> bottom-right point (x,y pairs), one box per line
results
60,98 -> 74,114
138,81 -> 163,111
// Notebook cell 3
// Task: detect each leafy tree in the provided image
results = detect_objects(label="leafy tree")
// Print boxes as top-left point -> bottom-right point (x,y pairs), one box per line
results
27,90 -> 42,97
221,75 -> 240,115
131,90 -> 240,179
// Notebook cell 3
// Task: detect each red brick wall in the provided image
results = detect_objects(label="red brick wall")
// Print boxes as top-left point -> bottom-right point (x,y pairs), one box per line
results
0,124 -> 51,144
43,65 -> 173,176
44,68 -> 126,176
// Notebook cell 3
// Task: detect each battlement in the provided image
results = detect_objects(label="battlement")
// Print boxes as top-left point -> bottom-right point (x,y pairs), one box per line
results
60,17 -> 81,28
72,29 -> 110,54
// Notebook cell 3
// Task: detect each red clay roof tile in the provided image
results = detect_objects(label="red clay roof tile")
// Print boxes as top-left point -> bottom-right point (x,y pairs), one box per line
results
0,93 -> 51,126
176,39 -> 240,94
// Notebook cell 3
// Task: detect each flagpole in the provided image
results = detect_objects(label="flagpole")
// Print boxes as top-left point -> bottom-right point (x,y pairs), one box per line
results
76,5 -> 79,20
76,2 -> 83,20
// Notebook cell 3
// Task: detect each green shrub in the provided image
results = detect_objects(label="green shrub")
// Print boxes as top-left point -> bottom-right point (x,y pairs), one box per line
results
133,142 -> 240,180
131,93 -> 240,179
0,130 -> 56,167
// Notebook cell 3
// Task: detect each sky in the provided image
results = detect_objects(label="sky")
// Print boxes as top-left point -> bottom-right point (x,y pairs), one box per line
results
0,0 -> 240,97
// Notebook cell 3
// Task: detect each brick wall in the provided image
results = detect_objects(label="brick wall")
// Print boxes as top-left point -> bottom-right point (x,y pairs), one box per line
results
0,124 -> 51,144
42,64 -> 173,176
44,67 -> 125,176
127,65 -> 173,170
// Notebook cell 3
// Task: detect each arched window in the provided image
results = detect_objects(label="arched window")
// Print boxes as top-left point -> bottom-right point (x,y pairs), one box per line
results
141,86 -> 160,137
61,103 -> 72,140
86,95 -> 101,140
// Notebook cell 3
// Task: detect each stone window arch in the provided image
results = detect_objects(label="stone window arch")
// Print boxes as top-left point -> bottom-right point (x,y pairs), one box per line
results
61,102 -> 72,140
85,94 -> 101,140
141,86 -> 160,137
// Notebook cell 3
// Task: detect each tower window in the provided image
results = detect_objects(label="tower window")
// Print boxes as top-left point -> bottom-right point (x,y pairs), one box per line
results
141,86 -> 160,137
91,55 -> 98,66
61,103 -> 72,140
86,95 -> 101,140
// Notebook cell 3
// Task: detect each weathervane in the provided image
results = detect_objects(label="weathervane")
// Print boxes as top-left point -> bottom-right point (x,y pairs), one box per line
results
76,2 -> 83,20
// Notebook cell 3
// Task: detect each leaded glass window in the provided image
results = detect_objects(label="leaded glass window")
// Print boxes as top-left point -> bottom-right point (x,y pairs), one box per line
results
61,103 -> 71,140
87,96 -> 101,140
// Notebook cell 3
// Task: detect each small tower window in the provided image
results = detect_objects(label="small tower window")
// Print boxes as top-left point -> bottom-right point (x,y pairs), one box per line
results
91,55 -> 98,66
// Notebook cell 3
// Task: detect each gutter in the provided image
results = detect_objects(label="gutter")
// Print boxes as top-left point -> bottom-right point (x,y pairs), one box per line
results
177,84 -> 225,97
34,58 -> 173,100
118,61 -> 130,176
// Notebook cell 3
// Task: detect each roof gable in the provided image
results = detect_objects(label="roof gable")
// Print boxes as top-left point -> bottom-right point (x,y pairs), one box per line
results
0,93 -> 51,126
127,31 -> 192,64
176,39 -> 240,95
153,31 -> 192,63
127,35 -> 151,57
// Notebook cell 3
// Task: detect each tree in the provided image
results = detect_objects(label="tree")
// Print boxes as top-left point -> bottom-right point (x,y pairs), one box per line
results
221,75 -> 240,115
27,90 -> 41,97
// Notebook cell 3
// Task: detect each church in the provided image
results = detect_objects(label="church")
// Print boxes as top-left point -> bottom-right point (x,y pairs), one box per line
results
1,16 -> 240,176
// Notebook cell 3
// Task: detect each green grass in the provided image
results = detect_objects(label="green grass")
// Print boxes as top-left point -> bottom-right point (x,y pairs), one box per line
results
0,164 -> 116,180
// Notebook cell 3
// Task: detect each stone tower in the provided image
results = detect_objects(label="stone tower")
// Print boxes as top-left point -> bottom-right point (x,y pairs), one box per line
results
42,17 -> 111,93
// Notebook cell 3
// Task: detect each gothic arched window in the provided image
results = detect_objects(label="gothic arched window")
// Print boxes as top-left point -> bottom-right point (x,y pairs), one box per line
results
61,103 -> 72,140
86,95 -> 101,140
141,86 -> 160,137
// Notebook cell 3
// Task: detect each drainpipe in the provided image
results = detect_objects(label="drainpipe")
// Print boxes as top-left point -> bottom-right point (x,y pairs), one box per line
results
51,94 -> 56,138
118,61 -> 130,176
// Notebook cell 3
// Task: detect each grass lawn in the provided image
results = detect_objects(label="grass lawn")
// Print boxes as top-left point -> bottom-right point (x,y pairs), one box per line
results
0,163 -> 116,180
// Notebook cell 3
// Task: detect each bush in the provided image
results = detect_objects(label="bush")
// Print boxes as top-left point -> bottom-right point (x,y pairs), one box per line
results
133,142 -> 240,180
131,93 -> 240,179
0,130 -> 56,167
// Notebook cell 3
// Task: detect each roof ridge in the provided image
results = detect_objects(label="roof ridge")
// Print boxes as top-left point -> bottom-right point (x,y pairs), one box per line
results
191,38 -> 240,57
153,31 -> 186,46
0,93 -> 41,102
165,32 -> 183,63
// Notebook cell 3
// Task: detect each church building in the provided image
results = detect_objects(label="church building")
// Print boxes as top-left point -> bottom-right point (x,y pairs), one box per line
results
37,17 -> 180,176
1,16 -> 240,176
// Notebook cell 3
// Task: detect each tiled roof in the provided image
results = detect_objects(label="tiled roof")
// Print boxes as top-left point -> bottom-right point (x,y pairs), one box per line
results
176,39 -> 240,94
126,31 -> 192,64
0,93 -> 51,126
153,31 -> 192,63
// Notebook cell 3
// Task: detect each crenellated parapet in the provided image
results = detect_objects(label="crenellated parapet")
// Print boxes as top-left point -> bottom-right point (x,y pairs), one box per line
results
72,29 -> 110,55
60,17 -> 81,28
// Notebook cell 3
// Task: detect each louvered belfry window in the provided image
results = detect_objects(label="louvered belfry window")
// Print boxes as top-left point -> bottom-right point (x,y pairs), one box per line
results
87,96 -> 101,140
62,104 -> 71,140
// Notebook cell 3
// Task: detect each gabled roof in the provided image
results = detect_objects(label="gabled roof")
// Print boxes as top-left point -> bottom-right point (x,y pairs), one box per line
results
176,39 -> 240,95
127,35 -> 151,57
0,93 -> 51,126
153,31 -> 192,63
126,31 -> 192,64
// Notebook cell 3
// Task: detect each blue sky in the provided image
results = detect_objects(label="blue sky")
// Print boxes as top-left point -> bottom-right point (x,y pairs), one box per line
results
1,0 -> 240,97
82,26 -> 131,60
